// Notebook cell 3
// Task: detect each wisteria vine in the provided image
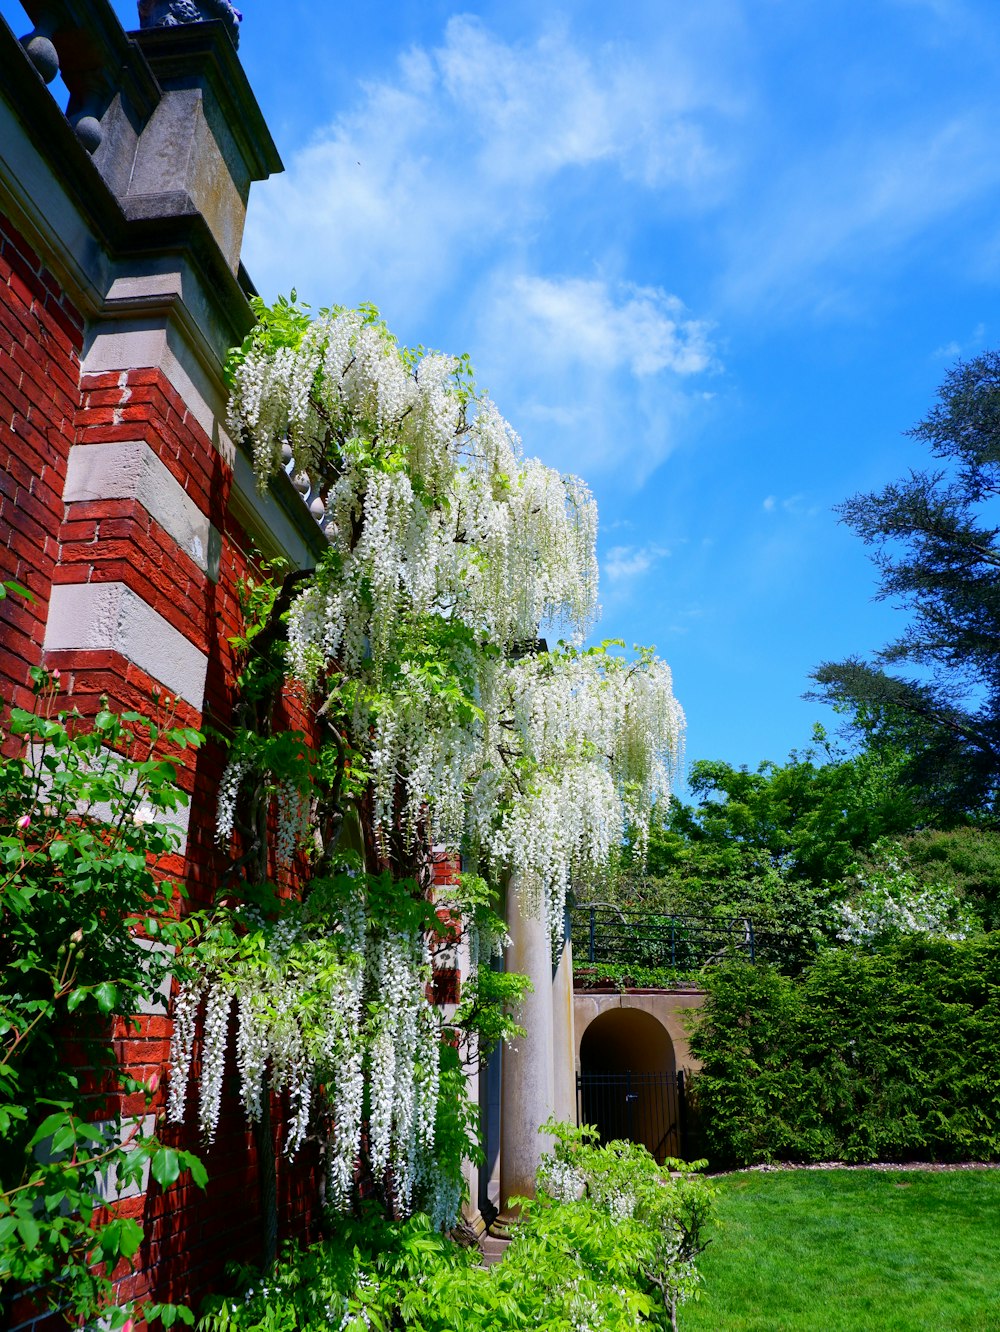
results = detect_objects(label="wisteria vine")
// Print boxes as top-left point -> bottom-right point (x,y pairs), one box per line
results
167,877 -> 488,1227
224,300 -> 685,942
171,300 -> 684,1234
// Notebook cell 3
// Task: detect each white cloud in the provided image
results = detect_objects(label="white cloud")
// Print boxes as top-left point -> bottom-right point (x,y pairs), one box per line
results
762,493 -> 819,518
242,15 -> 735,313
932,322 -> 986,360
507,276 -> 714,378
473,272 -> 718,480
603,543 -> 671,582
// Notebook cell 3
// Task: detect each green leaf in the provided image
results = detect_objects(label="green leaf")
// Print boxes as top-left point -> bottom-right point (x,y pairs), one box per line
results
185,1154 -> 208,1189
28,1111 -> 69,1148
1,579 -> 34,602
118,1217 -> 143,1258
16,1216 -> 39,1251
150,1146 -> 181,1188
51,1124 -> 76,1154
93,982 -> 119,1014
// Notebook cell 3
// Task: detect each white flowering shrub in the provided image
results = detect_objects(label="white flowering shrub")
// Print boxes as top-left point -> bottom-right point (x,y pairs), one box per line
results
229,306 -> 598,671
168,871 -> 512,1228
184,299 -> 685,1239
836,842 -> 980,949
225,300 -> 684,942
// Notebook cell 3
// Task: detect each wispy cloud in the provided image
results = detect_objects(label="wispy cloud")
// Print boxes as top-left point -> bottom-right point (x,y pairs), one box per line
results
932,322 -> 986,360
721,116 -> 1000,317
603,542 -> 671,582
474,272 -> 717,480
242,15 -> 736,314
762,494 -> 819,517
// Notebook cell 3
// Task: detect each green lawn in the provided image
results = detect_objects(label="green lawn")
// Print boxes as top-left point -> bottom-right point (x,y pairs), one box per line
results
681,1168 -> 1000,1331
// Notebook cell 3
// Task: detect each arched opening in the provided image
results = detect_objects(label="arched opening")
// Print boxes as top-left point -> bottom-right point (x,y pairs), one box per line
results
578,1008 -> 680,1161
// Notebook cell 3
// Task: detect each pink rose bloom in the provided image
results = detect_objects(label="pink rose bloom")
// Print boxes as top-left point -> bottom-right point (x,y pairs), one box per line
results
16,814 -> 30,830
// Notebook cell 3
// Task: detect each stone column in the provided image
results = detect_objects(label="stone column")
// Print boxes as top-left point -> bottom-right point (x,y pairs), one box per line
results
498,879 -> 555,1221
551,915 -> 577,1126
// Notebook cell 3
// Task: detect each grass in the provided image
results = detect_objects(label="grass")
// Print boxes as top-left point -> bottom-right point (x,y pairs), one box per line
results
681,1168 -> 1000,1331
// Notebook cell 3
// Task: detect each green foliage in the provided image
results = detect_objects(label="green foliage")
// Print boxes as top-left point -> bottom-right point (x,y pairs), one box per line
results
647,733 -> 922,890
573,963 -> 692,991
197,1125 -> 715,1332
860,825 -> 1000,931
592,728 -> 938,973
812,350 -> 1000,820
0,671 -> 204,1324
690,936 -> 1000,1166
226,292 -> 315,386
835,838 -> 982,948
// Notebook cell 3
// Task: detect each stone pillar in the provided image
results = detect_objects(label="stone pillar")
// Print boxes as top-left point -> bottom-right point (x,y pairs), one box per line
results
498,879 -> 555,1221
551,915 -> 577,1126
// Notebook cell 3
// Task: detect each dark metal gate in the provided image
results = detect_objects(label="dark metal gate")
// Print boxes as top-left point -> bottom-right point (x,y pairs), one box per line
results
576,1069 -> 688,1163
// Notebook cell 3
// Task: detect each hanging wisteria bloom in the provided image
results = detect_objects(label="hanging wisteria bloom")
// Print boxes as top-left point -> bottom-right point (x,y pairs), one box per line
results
226,304 -> 684,944
198,300 -> 687,1230
166,883 -> 454,1217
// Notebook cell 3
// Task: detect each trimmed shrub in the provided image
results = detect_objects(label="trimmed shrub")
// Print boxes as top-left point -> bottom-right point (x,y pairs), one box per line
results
689,936 -> 1000,1166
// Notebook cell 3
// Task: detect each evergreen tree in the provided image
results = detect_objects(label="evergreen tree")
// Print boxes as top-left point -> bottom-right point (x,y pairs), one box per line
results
812,352 -> 1000,820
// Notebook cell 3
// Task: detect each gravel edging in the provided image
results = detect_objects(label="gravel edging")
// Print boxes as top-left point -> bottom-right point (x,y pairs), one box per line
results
713,1160 -> 1000,1176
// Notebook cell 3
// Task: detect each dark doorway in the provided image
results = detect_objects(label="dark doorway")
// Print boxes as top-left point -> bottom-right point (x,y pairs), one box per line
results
577,1008 -> 685,1161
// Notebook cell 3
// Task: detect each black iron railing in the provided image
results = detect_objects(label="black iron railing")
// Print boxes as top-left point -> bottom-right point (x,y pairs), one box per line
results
572,906 -> 797,972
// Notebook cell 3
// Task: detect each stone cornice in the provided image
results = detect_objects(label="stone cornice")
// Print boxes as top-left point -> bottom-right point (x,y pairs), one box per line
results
0,14 -> 252,348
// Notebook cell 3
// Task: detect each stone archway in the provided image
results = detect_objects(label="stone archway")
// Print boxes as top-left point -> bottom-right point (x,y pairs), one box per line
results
578,1007 -> 677,1160
580,1006 -> 675,1076
574,991 -> 705,1161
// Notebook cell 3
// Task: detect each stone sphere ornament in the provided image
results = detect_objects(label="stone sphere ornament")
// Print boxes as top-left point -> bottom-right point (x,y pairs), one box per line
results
21,33 -> 59,84
72,115 -> 104,154
137,0 -> 243,47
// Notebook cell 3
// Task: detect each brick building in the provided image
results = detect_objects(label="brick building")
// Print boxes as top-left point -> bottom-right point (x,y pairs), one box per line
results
0,0 -> 341,1317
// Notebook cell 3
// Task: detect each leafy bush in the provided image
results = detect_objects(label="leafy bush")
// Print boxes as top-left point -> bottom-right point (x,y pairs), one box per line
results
574,962 -> 692,991
0,670 -> 205,1327
198,1124 -> 716,1332
690,936 -> 1000,1166
834,838 -> 981,947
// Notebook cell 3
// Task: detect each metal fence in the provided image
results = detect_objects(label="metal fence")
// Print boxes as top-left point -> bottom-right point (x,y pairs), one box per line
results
576,1069 -> 688,1163
572,906 -> 797,971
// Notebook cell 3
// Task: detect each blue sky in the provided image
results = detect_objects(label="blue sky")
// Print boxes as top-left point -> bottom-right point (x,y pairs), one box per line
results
13,0 -> 1000,781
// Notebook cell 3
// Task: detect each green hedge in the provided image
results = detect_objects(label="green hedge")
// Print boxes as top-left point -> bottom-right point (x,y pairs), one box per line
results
688,936 -> 1000,1166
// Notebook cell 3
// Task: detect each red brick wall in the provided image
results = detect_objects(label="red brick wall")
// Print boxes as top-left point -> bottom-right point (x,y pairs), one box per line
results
0,212 -> 83,726
61,371 -> 326,1313
0,213 -> 326,1321
1,210 -> 464,1326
